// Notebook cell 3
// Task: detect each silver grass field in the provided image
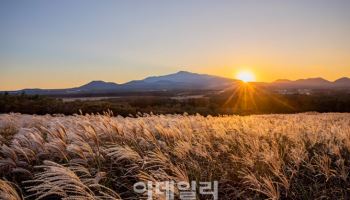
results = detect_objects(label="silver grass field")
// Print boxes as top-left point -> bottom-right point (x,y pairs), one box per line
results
0,113 -> 350,199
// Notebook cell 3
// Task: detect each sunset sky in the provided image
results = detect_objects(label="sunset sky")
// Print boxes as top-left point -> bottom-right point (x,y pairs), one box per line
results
1,0 -> 350,90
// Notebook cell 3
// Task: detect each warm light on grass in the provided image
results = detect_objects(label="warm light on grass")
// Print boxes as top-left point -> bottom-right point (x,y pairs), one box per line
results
236,71 -> 255,82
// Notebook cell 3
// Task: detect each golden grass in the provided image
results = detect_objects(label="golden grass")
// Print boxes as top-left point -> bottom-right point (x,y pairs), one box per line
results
0,113 -> 350,199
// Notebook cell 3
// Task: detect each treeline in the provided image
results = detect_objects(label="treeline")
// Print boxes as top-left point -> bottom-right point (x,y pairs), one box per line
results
0,91 -> 350,116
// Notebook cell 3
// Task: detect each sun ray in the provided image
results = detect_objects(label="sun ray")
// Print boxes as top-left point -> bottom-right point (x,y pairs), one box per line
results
222,79 -> 295,114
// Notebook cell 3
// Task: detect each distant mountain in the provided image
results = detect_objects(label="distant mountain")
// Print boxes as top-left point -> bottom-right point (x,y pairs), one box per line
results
133,71 -> 236,90
3,71 -> 350,95
76,71 -> 237,91
293,78 -> 331,88
143,71 -> 231,83
77,71 -> 237,91
8,71 -> 238,95
270,77 -> 334,89
295,77 -> 330,84
78,81 -> 119,91
334,77 -> 350,87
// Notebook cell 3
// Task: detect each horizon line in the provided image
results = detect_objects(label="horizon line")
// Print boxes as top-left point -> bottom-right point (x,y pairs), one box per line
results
1,70 -> 350,91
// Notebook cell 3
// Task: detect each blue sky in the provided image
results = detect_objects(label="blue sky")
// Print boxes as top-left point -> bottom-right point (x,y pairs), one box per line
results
1,0 -> 350,90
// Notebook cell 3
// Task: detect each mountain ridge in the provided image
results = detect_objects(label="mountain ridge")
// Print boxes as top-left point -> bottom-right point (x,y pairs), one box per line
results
2,71 -> 350,94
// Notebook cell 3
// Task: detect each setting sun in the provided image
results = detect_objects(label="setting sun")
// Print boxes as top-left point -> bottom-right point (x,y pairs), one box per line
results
236,71 -> 255,82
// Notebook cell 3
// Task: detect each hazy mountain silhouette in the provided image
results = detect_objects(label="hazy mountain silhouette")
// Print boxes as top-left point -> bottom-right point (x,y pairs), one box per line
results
76,71 -> 236,92
271,78 -> 331,89
79,81 -> 119,90
271,77 -> 350,89
3,71 -> 350,95
334,77 -> 350,87
143,71 -> 232,84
